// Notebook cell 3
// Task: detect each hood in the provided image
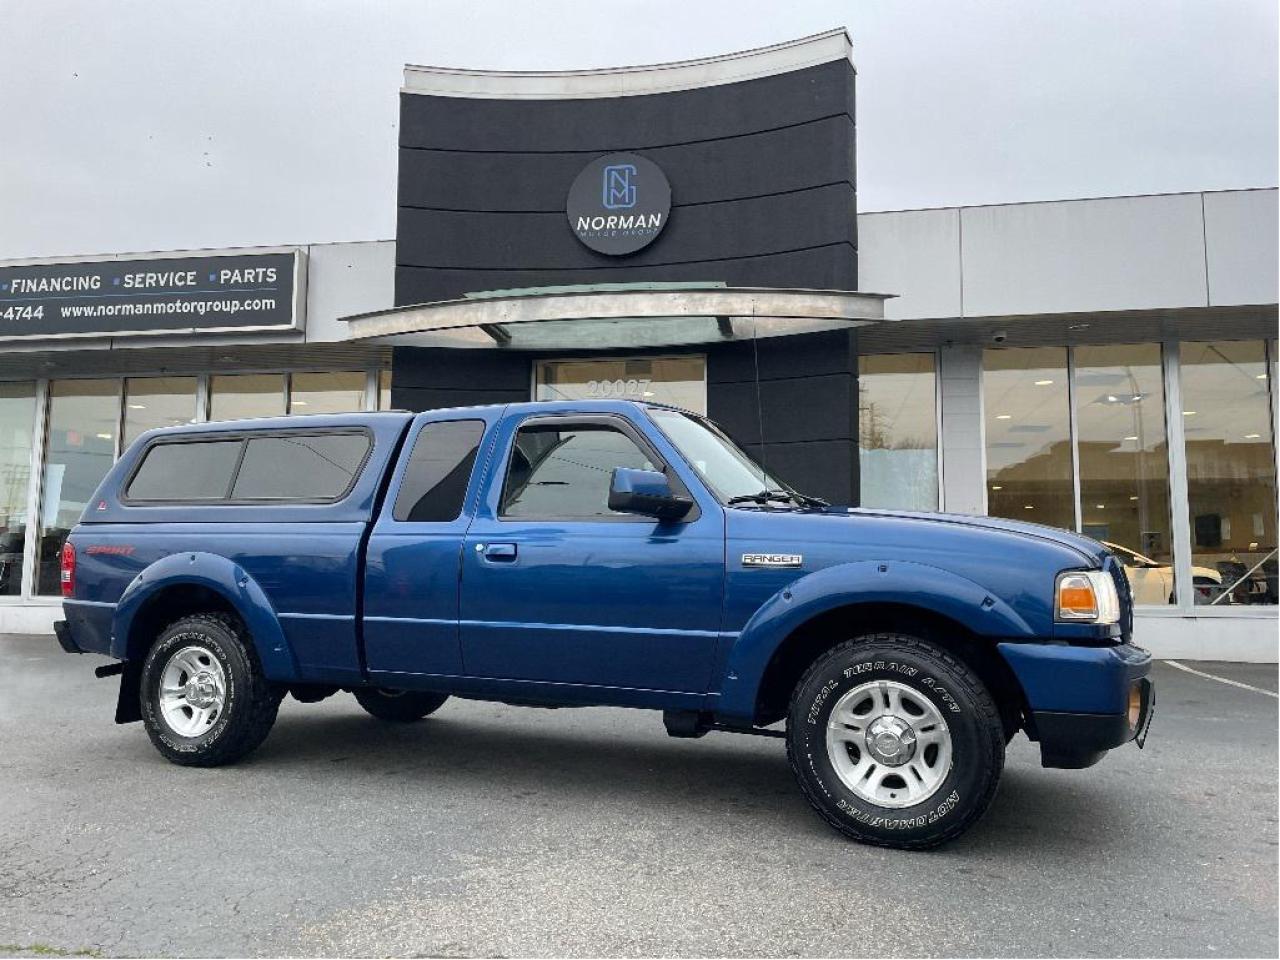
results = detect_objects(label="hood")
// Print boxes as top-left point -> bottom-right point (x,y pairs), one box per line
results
836,507 -> 1110,566
724,504 -> 1124,641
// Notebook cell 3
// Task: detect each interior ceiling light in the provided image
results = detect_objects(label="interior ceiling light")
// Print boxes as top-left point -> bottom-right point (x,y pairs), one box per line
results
1124,435 -> 1139,441
1245,433 -> 1261,439
1130,496 -> 1140,500
991,485 -> 1003,490
996,414 -> 1012,420
1034,379 -> 1054,386
1183,410 -> 1196,416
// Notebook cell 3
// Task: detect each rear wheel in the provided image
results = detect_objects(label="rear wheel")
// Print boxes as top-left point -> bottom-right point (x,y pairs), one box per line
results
786,633 -> 1005,849
140,613 -> 281,767
353,687 -> 448,722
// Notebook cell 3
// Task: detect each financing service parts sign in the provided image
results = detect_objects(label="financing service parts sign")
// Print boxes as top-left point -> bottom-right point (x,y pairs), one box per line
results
0,250 -> 302,341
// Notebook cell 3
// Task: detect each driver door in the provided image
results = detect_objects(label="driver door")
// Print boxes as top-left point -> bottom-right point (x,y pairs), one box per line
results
459,413 -> 724,694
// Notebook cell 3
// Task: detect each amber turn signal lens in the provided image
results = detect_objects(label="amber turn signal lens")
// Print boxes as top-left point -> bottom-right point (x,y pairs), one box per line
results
1056,573 -> 1099,619
1128,683 -> 1143,729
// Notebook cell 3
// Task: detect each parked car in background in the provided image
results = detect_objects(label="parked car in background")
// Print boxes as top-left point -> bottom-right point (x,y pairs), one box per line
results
1102,541 -> 1223,605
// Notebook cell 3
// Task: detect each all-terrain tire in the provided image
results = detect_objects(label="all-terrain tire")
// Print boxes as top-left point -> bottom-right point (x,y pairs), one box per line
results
353,687 -> 449,722
786,633 -> 1005,850
140,613 -> 281,767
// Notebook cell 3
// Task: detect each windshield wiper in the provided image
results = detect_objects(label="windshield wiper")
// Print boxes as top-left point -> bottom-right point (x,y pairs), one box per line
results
726,488 -> 828,510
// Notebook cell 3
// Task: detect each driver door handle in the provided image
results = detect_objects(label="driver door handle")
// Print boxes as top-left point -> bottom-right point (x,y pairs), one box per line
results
478,542 -> 518,563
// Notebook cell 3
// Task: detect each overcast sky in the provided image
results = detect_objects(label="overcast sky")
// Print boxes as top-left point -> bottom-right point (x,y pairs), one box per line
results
1,0 -> 1275,260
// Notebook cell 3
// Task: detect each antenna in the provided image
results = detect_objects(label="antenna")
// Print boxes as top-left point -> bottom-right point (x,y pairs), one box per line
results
750,301 -> 769,481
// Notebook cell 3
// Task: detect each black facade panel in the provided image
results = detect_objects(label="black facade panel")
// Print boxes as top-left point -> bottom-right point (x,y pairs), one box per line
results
397,183 -> 855,272
708,329 -> 858,384
400,60 -> 855,152
395,58 -> 856,306
390,385 -> 530,412
391,53 -> 862,504
711,375 -> 854,444
399,115 -> 856,212
395,245 -> 856,305
392,345 -> 530,390
740,439 -> 859,506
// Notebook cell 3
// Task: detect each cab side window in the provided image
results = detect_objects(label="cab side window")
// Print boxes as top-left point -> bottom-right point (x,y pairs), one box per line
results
393,420 -> 485,522
500,421 -> 656,519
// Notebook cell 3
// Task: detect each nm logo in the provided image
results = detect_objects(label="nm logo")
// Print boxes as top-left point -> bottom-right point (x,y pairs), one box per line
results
602,164 -> 638,209
567,152 -> 671,255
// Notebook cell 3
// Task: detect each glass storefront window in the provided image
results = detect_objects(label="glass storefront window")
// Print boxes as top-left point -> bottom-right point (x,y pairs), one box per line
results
289,371 -> 367,414
123,377 -> 198,445
36,380 -> 120,595
209,373 -> 286,422
535,356 -> 707,414
1075,345 -> 1174,605
983,348 -> 1074,530
1179,341 -> 1277,605
0,383 -> 36,597
858,353 -> 938,511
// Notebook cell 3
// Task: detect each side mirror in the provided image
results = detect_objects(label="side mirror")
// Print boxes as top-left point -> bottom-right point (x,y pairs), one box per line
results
608,468 -> 693,521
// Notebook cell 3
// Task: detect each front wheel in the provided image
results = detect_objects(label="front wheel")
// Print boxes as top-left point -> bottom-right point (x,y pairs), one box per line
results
353,687 -> 449,722
786,634 -> 1005,849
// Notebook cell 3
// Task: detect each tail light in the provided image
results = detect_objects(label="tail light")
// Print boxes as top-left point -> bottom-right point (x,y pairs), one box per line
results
60,541 -> 76,598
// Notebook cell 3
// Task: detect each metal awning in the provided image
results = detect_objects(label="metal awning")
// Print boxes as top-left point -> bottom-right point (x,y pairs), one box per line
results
341,283 -> 893,350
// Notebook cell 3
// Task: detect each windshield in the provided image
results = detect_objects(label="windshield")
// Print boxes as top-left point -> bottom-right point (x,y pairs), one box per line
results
647,406 -> 792,503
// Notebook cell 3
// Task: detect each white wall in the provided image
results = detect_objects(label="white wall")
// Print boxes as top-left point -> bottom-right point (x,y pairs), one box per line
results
858,188 -> 1279,320
303,240 -> 396,342
1202,190 -> 1280,306
1133,614 -> 1278,663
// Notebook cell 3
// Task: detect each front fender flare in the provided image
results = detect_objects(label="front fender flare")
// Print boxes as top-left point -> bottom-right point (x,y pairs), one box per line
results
716,560 -> 1034,723
110,551 -> 300,681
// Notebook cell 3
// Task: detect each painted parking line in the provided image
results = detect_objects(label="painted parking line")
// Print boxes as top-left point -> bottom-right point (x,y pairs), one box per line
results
1164,660 -> 1279,699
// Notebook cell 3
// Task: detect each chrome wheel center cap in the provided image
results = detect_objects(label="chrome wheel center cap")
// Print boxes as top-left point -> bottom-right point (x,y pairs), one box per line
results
865,715 -> 917,766
185,673 -> 218,709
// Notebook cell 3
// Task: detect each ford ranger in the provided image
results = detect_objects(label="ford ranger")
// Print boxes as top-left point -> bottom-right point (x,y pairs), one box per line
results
55,400 -> 1153,848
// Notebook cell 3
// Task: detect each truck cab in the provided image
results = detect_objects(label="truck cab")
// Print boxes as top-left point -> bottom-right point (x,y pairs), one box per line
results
55,401 -> 1154,849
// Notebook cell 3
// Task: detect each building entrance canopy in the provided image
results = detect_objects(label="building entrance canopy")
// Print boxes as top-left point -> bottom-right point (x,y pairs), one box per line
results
342,283 -> 891,351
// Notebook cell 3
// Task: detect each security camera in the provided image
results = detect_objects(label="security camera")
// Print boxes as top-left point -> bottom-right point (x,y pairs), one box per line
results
991,330 -> 1008,344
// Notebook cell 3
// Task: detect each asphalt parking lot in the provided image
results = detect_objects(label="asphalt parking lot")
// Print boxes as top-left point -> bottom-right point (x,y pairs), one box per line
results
0,635 -> 1275,958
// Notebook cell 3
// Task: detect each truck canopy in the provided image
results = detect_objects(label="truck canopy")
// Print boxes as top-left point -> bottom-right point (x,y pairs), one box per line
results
81,411 -> 414,526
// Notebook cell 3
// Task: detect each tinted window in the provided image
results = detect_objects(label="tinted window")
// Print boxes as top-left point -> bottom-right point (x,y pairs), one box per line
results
500,422 -> 656,519
231,433 -> 370,501
127,440 -> 243,501
393,420 -> 485,522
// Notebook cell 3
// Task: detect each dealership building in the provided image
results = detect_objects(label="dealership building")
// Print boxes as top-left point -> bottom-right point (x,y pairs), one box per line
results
1,31 -> 1276,660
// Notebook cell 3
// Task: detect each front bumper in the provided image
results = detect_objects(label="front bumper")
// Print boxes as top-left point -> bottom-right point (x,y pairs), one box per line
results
998,640 -> 1154,769
1032,677 -> 1154,768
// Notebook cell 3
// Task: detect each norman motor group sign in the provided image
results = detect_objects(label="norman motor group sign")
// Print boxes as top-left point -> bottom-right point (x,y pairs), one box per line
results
0,249 -> 303,341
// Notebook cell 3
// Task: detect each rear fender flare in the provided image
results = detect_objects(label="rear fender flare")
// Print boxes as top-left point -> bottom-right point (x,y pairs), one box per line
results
717,560 -> 1034,723
110,551 -> 299,681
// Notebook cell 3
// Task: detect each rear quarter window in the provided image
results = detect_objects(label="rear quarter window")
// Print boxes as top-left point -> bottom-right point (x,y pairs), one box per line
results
393,419 -> 485,522
231,433 -> 371,501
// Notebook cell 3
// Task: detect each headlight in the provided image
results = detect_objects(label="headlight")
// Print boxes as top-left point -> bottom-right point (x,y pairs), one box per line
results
1055,570 -> 1121,624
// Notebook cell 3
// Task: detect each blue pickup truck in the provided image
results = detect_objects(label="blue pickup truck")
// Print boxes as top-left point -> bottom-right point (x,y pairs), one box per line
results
55,400 -> 1153,848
